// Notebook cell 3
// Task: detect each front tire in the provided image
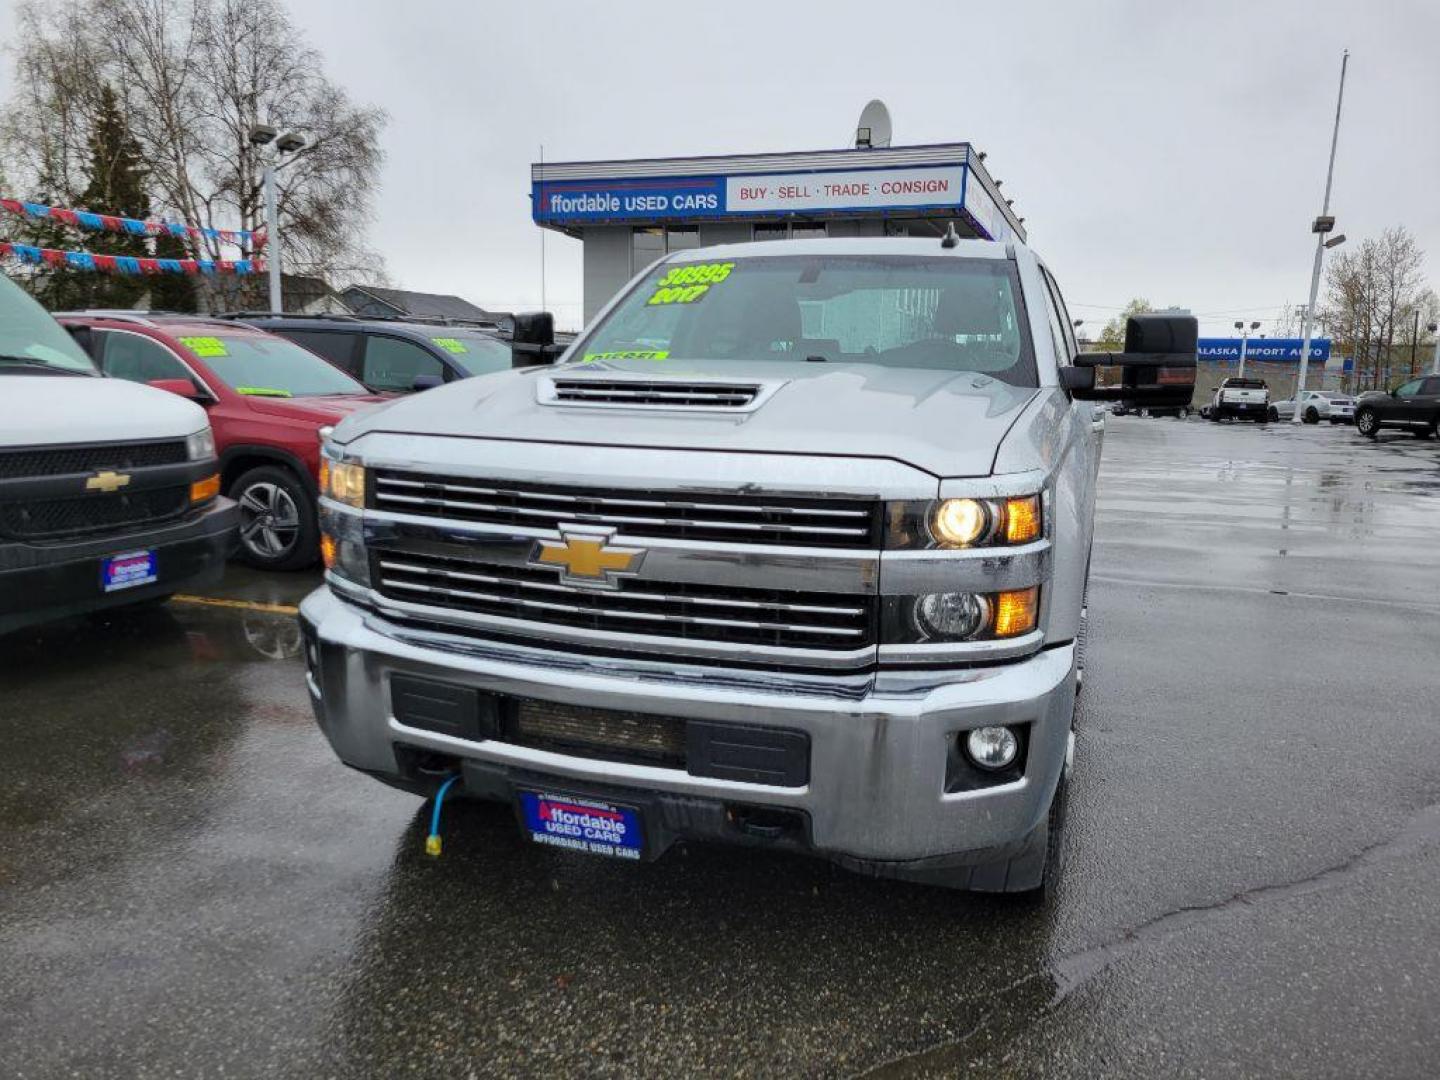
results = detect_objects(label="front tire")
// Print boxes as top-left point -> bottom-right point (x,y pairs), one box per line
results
1304,407 -> 1320,423
1355,408 -> 1380,438
231,465 -> 319,571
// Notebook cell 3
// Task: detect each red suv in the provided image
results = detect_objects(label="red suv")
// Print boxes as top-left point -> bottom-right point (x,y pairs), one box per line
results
58,312 -> 386,570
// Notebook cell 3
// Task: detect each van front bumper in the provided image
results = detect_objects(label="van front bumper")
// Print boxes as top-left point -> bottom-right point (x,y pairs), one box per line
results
0,499 -> 238,636
299,587 -> 1076,873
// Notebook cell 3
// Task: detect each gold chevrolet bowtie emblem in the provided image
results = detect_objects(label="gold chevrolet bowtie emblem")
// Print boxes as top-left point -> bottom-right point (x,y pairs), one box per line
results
530,530 -> 645,589
85,470 -> 131,494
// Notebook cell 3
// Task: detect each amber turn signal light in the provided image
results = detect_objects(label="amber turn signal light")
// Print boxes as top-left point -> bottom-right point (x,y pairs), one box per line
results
319,532 -> 338,570
993,586 -> 1039,638
190,473 -> 221,504
1003,496 -> 1041,544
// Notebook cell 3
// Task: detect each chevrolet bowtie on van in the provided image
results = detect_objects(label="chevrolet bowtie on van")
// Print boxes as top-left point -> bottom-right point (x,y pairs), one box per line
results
301,236 -> 1195,896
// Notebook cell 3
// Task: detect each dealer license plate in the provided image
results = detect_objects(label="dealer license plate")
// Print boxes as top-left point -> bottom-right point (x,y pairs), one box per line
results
102,549 -> 158,593
517,791 -> 644,861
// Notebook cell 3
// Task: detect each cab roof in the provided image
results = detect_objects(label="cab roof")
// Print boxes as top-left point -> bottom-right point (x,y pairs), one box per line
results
659,236 -> 1016,263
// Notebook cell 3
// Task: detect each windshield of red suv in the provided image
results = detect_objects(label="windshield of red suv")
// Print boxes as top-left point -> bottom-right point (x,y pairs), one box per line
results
186,332 -> 369,397
0,272 -> 97,374
577,254 -> 1038,386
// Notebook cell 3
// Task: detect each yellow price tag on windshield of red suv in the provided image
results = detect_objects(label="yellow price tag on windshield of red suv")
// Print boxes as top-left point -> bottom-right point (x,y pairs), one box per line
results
179,335 -> 228,357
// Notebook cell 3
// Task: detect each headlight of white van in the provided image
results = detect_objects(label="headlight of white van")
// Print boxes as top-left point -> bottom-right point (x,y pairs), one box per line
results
185,427 -> 216,462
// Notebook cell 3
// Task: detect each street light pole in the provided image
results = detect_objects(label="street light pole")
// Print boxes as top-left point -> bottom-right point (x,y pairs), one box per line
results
1236,321 -> 1249,379
265,161 -> 281,313
1430,321 -> 1439,375
1293,49 -> 1349,424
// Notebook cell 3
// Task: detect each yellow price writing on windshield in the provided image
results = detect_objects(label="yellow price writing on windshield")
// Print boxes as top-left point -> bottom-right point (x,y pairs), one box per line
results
431,337 -> 469,354
655,261 -> 735,287
179,335 -> 228,357
646,261 -> 736,306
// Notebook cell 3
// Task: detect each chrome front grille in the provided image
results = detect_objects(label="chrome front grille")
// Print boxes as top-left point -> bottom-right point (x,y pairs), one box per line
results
371,472 -> 880,549
371,547 -> 877,652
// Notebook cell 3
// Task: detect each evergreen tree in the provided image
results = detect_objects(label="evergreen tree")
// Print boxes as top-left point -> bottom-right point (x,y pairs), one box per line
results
150,232 -> 198,313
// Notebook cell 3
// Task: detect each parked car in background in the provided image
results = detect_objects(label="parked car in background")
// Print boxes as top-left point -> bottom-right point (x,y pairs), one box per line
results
1353,376 -> 1440,439
57,312 -> 387,570
1269,389 -> 1352,424
1210,377 -> 1269,422
219,313 -> 515,394
1,280 -> 235,634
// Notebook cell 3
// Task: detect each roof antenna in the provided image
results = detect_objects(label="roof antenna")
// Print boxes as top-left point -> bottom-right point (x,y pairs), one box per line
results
941,222 -> 960,249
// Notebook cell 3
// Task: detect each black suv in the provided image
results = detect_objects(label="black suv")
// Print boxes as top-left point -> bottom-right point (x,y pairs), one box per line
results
220,313 -> 514,393
1354,376 -> 1440,439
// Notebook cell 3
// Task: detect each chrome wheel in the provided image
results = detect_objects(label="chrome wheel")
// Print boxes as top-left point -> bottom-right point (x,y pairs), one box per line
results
1356,410 -> 1378,437
238,481 -> 301,560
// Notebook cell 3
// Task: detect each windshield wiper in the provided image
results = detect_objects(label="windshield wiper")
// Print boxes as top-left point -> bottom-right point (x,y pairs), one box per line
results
0,354 -> 95,376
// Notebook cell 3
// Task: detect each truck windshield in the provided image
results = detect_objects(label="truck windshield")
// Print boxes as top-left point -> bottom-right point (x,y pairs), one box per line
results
0,272 -> 97,374
195,334 -> 369,397
578,255 -> 1037,386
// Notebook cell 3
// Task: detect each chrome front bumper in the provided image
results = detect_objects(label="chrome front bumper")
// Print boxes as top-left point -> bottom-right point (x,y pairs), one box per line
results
300,587 -> 1076,865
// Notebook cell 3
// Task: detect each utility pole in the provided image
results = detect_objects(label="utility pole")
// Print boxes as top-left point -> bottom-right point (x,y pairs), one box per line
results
1430,321 -> 1439,375
1293,49 -> 1349,424
1410,308 -> 1420,376
265,161 -> 280,313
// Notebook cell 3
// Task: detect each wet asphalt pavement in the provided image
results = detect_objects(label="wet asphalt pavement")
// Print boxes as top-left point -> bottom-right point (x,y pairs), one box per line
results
3,417 -> 1440,1078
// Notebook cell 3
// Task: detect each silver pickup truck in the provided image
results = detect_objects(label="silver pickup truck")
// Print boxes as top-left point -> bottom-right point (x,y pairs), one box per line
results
301,237 -> 1195,896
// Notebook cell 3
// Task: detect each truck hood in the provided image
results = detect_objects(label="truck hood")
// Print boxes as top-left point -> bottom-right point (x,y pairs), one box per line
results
243,393 -> 388,424
3,373 -> 209,445
334,359 -> 1037,477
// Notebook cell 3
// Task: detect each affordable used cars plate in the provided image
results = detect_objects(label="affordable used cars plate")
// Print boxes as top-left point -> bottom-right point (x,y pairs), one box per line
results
517,790 -> 643,860
101,549 -> 158,592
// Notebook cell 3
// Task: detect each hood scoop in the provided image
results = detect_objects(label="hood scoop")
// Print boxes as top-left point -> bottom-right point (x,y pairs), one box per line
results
539,374 -> 780,413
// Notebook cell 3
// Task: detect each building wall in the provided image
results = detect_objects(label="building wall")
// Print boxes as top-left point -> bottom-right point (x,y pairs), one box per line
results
581,226 -> 635,322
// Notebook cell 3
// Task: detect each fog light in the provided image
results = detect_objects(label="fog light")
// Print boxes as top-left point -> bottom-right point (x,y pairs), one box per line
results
965,726 -> 1019,770
916,592 -> 988,640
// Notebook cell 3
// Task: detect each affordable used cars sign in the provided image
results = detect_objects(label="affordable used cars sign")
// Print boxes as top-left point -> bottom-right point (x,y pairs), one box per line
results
533,165 -> 967,224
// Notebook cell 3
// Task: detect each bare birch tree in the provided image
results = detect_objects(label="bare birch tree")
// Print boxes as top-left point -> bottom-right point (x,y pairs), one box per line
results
2,0 -> 386,304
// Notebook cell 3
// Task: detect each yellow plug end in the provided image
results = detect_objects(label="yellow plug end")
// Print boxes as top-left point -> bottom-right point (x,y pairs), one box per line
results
425,834 -> 442,857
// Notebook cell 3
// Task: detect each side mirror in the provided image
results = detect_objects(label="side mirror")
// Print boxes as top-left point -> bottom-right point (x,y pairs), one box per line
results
1070,314 -> 1197,406
510,311 -> 563,368
412,373 -> 443,392
148,377 -> 208,402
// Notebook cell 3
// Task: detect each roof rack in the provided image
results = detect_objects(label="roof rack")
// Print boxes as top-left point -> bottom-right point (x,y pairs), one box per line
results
216,310 -> 363,322
50,309 -> 236,327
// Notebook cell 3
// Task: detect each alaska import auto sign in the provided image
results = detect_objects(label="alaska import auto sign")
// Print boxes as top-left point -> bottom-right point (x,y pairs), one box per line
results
1197,338 -> 1332,363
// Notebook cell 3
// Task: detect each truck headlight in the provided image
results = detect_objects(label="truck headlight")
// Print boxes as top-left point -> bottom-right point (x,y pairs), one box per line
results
887,494 -> 1043,549
185,427 -> 216,461
319,457 -> 366,508
886,586 -> 1040,643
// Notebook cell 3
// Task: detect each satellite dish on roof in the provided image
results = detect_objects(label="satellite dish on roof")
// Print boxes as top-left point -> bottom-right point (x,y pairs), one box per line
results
855,100 -> 892,149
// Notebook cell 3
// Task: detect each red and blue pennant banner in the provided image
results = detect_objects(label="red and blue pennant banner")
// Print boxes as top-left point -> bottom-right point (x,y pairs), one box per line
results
0,241 -> 264,275
1,197 -> 263,249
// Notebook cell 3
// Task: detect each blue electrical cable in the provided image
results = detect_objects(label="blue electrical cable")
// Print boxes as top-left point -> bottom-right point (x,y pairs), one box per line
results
425,773 -> 461,857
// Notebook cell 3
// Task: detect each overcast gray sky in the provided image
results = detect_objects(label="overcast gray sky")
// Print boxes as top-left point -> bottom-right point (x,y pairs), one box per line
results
3,0 -> 1437,336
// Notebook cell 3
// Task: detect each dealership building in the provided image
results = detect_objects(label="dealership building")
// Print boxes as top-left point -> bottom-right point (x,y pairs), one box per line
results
531,142 -> 1025,320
